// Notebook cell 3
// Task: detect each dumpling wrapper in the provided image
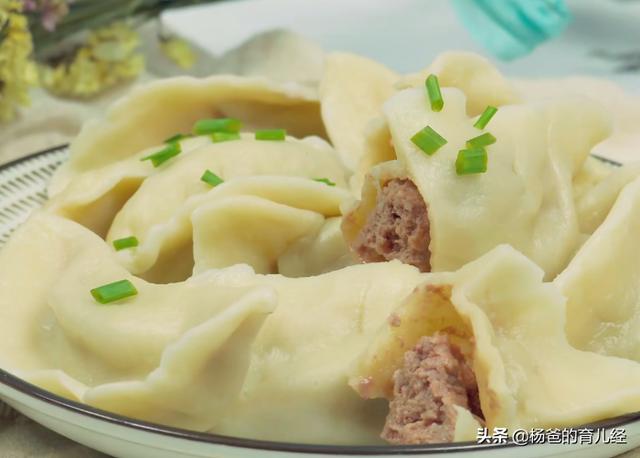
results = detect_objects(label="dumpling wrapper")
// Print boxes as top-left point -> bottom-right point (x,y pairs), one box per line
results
397,52 -> 521,116
278,216 -> 355,277
575,162 -> 640,234
351,245 -> 640,431
399,52 -> 637,228
192,195 -> 326,275
572,156 -> 616,206
107,136 -> 347,242
50,75 -> 326,195
349,117 -> 396,196
320,52 -> 398,170
556,176 -> 640,362
0,212 -> 437,444
47,135 -> 352,281
0,212 -> 275,431
376,86 -> 610,277
118,176 -> 352,281
515,76 -> 640,165
100,137 -> 349,280
45,136 -> 211,237
213,260 -> 427,444
347,52 -> 519,195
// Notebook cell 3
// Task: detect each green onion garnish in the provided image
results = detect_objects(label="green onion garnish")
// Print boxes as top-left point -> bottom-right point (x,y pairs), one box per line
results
91,280 -> 138,305
193,118 -> 242,135
466,132 -> 496,149
164,133 -> 189,144
474,106 -> 498,129
456,148 -> 488,175
425,74 -> 444,112
313,178 -> 336,186
201,170 -> 224,187
113,236 -> 139,251
211,132 -> 241,143
411,125 -> 448,156
255,129 -> 286,141
141,142 -> 182,167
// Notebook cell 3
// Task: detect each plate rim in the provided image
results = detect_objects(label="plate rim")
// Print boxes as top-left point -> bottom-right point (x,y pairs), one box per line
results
0,143 -> 70,174
0,146 -> 636,455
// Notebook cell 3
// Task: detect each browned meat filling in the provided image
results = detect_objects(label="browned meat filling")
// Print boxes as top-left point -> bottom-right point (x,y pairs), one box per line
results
382,334 -> 482,444
352,178 -> 431,272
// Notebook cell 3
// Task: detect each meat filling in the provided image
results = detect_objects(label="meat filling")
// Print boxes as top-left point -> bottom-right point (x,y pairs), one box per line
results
382,334 -> 482,444
352,178 -> 431,272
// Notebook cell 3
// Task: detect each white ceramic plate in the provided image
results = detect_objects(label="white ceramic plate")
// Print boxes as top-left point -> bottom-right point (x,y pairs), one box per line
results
0,146 -> 639,458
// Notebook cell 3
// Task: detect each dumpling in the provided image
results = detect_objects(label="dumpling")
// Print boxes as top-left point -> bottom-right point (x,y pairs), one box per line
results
46,134 -> 352,281
401,53 -> 632,223
278,217 -> 355,277
572,156 -> 617,207
556,176 -> 640,362
0,211 -> 434,444
343,85 -> 611,278
190,180 -> 351,276
351,245 -> 640,436
45,136 -> 211,237
397,51 -> 520,116
0,212 -> 276,431
214,260 -> 427,444
575,162 -> 640,234
101,136 -> 350,280
344,52 -> 518,195
320,52 -> 398,170
515,75 -> 640,165
49,75 -> 326,194
107,136 -> 347,242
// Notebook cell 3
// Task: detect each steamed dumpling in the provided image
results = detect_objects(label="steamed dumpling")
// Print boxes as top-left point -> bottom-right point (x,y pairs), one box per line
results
0,211 -> 431,444
190,180 -> 352,276
47,134 -> 352,280
320,52 -> 398,170
0,212 -> 276,432
352,245 -> 640,433
397,51 -> 520,115
344,86 -> 611,278
50,75 -> 326,194
107,135 -> 348,245
556,176 -> 640,362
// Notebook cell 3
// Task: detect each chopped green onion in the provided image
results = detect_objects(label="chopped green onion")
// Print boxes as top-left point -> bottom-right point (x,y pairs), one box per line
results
456,148 -> 488,175
474,106 -> 498,129
211,132 -> 241,143
141,142 -> 182,167
466,132 -> 496,149
113,236 -> 139,251
91,280 -> 138,305
411,125 -> 448,156
164,133 -> 189,144
425,74 -> 444,112
201,170 -> 224,187
255,129 -> 286,141
193,118 -> 242,135
313,178 -> 336,186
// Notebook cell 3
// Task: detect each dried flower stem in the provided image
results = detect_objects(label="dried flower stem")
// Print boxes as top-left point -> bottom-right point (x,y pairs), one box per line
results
26,0 -> 225,57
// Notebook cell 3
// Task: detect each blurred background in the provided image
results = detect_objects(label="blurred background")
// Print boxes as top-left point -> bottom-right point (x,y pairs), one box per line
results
0,0 -> 639,162
166,0 -> 640,91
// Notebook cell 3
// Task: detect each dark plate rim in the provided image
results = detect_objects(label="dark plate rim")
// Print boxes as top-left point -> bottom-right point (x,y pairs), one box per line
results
0,144 -> 70,173
0,146 -> 634,455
